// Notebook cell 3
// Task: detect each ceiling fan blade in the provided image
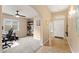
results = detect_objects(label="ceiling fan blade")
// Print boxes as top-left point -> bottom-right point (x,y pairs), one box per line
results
15,10 -> 26,17
18,14 -> 26,17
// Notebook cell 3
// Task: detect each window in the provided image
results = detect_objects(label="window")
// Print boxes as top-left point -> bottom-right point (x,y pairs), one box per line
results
3,19 -> 19,32
75,6 -> 79,32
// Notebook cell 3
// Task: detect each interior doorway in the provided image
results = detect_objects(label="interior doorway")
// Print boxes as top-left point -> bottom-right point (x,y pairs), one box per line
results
53,19 -> 65,38
27,19 -> 34,36
49,16 -> 65,39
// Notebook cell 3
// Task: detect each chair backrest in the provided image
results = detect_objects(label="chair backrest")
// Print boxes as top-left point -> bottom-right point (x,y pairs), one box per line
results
7,28 -> 13,38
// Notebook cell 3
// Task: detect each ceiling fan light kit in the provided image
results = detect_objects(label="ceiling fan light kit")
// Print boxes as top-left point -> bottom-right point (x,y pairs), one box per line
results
15,15 -> 20,17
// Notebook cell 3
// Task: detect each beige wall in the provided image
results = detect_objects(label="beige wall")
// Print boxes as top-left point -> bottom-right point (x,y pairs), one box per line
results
32,6 -> 52,44
2,13 -> 27,38
0,6 -> 2,52
67,6 -> 79,53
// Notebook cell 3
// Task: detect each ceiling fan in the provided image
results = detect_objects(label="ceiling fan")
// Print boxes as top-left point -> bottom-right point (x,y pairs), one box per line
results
15,10 -> 26,17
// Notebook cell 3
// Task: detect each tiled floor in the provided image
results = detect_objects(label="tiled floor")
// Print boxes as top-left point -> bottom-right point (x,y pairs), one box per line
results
37,37 -> 71,53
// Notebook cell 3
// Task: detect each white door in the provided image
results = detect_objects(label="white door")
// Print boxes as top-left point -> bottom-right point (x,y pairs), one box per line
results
53,20 -> 64,37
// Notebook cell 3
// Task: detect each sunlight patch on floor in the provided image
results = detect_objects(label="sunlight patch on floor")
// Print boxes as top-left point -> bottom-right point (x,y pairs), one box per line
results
11,41 -> 19,48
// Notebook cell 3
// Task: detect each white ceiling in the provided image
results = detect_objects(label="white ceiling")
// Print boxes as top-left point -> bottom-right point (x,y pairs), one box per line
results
2,5 -> 69,18
48,5 -> 69,12
2,5 -> 39,18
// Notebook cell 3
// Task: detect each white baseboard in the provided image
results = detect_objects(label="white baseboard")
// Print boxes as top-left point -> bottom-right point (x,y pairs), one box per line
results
66,37 -> 74,53
40,41 -> 43,46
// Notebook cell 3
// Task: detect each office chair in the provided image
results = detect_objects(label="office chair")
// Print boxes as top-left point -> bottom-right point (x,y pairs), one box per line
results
2,28 -> 13,49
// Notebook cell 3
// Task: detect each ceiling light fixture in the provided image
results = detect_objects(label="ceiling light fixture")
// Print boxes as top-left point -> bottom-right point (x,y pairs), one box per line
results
15,15 -> 20,17
69,6 -> 76,16
15,10 -> 20,17
15,10 -> 26,18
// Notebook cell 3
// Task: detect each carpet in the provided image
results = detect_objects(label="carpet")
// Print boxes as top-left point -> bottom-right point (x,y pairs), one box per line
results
3,37 -> 42,53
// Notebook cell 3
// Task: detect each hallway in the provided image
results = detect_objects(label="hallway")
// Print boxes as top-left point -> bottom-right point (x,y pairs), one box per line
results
37,38 -> 71,53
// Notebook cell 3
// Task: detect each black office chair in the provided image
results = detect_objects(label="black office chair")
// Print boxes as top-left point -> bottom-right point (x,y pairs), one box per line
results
2,28 -> 13,49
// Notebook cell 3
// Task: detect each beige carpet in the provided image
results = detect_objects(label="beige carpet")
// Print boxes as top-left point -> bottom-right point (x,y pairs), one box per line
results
3,37 -> 42,53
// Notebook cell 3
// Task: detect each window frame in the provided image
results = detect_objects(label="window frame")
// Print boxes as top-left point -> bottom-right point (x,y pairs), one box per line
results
3,18 -> 19,32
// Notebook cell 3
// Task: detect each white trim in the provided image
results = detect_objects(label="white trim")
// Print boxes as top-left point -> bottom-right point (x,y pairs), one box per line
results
40,39 -> 43,46
66,37 -> 74,53
3,18 -> 19,32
